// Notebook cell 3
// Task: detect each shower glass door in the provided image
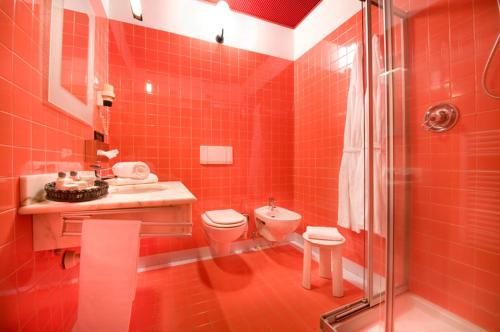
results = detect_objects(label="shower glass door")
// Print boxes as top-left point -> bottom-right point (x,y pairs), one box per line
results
319,0 -> 407,328
374,0 -> 409,330
364,1 -> 409,329
323,0 -> 499,330
381,0 -> 500,331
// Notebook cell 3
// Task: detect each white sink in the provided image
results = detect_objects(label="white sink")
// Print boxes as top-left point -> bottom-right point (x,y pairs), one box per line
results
18,174 -> 198,252
108,183 -> 169,194
18,175 -> 195,214
254,206 -> 301,241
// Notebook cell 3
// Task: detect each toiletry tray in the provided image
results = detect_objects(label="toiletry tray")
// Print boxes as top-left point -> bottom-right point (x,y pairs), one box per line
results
44,180 -> 109,202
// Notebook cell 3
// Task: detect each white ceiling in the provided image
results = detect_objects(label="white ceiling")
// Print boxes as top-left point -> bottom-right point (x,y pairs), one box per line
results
101,0 -> 359,60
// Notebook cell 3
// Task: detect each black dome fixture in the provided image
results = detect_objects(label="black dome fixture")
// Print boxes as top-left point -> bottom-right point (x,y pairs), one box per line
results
215,1 -> 230,44
216,29 -> 225,44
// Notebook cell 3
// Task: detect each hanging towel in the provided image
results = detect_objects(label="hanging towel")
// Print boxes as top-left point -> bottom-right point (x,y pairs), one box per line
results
338,37 -> 387,237
338,42 -> 366,233
73,219 -> 141,332
106,173 -> 159,186
112,161 -> 150,180
306,226 -> 345,241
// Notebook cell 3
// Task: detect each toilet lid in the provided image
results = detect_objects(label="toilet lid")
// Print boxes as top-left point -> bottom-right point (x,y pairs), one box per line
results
205,209 -> 246,225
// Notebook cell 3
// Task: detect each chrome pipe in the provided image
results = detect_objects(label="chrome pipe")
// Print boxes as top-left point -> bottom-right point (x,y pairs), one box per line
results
400,11 -> 411,290
382,0 -> 396,331
363,0 -> 376,306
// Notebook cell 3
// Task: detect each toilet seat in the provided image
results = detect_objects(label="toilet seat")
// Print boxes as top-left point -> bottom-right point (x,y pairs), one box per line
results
201,209 -> 248,256
202,209 -> 247,228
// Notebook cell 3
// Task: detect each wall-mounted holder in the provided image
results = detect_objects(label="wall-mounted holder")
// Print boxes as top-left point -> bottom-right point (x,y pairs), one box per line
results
85,139 -> 109,163
422,103 -> 459,133
96,83 -> 115,107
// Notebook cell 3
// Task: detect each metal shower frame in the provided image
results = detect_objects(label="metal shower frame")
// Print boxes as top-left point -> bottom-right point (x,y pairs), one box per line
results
320,0 -> 409,330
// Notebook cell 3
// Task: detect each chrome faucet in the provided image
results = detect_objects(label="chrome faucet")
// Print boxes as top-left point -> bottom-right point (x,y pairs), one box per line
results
90,164 -> 114,181
268,197 -> 276,210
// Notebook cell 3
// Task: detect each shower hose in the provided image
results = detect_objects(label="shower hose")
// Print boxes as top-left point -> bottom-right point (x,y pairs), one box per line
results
481,0 -> 500,99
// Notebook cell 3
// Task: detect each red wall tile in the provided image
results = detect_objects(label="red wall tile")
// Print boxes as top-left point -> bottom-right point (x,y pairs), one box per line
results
1,0 -> 498,330
293,11 -> 378,270
0,0 -> 108,330
293,1 -> 500,329
107,20 -> 295,256
406,0 -> 500,330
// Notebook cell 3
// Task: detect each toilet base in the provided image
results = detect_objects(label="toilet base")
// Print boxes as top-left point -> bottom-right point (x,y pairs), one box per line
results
202,228 -> 235,256
201,211 -> 248,257
207,240 -> 232,256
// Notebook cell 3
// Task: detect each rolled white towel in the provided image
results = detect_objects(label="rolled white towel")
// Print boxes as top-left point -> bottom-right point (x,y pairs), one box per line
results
106,173 -> 158,186
306,226 -> 344,241
112,162 -> 150,180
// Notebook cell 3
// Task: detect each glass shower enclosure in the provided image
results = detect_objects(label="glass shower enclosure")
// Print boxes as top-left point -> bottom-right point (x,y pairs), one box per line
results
321,0 -> 499,331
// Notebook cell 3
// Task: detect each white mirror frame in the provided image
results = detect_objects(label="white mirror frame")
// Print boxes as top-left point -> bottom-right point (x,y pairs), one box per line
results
48,0 -> 95,125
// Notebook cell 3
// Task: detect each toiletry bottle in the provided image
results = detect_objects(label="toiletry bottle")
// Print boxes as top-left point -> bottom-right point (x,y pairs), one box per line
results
56,172 -> 67,190
70,171 -> 80,182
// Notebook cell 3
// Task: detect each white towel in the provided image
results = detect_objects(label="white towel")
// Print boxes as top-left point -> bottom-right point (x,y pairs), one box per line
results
338,37 -> 387,237
112,162 -> 150,180
371,35 -> 387,237
106,173 -> 158,186
306,226 -> 344,241
338,42 -> 366,233
73,219 -> 140,332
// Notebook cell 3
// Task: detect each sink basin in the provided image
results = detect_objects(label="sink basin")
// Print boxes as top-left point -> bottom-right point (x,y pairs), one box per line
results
254,206 -> 302,241
108,183 -> 169,195
255,206 -> 301,222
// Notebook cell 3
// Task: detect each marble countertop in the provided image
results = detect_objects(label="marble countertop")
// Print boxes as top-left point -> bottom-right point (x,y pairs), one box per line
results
18,181 -> 197,215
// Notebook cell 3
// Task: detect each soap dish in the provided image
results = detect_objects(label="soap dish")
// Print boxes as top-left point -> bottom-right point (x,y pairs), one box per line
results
44,180 -> 109,202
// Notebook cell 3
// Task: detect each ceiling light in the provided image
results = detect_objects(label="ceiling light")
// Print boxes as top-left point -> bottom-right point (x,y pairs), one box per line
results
145,81 -> 153,94
130,0 -> 143,21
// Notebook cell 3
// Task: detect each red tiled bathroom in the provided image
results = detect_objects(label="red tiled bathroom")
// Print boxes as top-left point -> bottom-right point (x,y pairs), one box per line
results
0,0 -> 499,331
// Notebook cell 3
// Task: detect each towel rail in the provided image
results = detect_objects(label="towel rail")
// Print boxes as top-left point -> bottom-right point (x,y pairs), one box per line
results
62,231 -> 193,237
61,218 -> 193,237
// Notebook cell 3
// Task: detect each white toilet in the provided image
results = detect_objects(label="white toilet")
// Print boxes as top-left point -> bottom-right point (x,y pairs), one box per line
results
201,209 -> 248,256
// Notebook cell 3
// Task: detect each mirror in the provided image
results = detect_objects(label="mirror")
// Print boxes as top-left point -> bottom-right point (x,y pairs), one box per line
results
61,8 -> 89,104
48,0 -> 95,124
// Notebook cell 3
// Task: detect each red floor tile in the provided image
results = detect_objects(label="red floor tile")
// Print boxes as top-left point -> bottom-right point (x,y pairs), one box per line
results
129,245 -> 363,331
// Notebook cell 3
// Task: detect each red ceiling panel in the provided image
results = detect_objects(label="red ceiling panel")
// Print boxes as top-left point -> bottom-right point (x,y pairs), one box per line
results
202,0 -> 323,28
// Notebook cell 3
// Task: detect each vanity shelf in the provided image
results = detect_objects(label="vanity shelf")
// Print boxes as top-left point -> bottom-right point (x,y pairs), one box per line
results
18,175 -> 197,251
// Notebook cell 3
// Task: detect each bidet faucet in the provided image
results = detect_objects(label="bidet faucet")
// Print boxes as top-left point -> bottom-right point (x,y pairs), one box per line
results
268,197 -> 276,210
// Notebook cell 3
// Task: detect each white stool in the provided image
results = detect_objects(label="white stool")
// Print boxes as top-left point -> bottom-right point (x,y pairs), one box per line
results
302,232 -> 345,297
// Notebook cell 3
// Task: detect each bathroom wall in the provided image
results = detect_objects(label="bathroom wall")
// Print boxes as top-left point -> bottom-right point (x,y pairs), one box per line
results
1,0 -> 497,330
294,0 -> 500,327
0,0 -> 108,330
292,8 -> 395,278
293,12 -> 367,268
405,0 -> 500,329
107,20 -> 294,256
